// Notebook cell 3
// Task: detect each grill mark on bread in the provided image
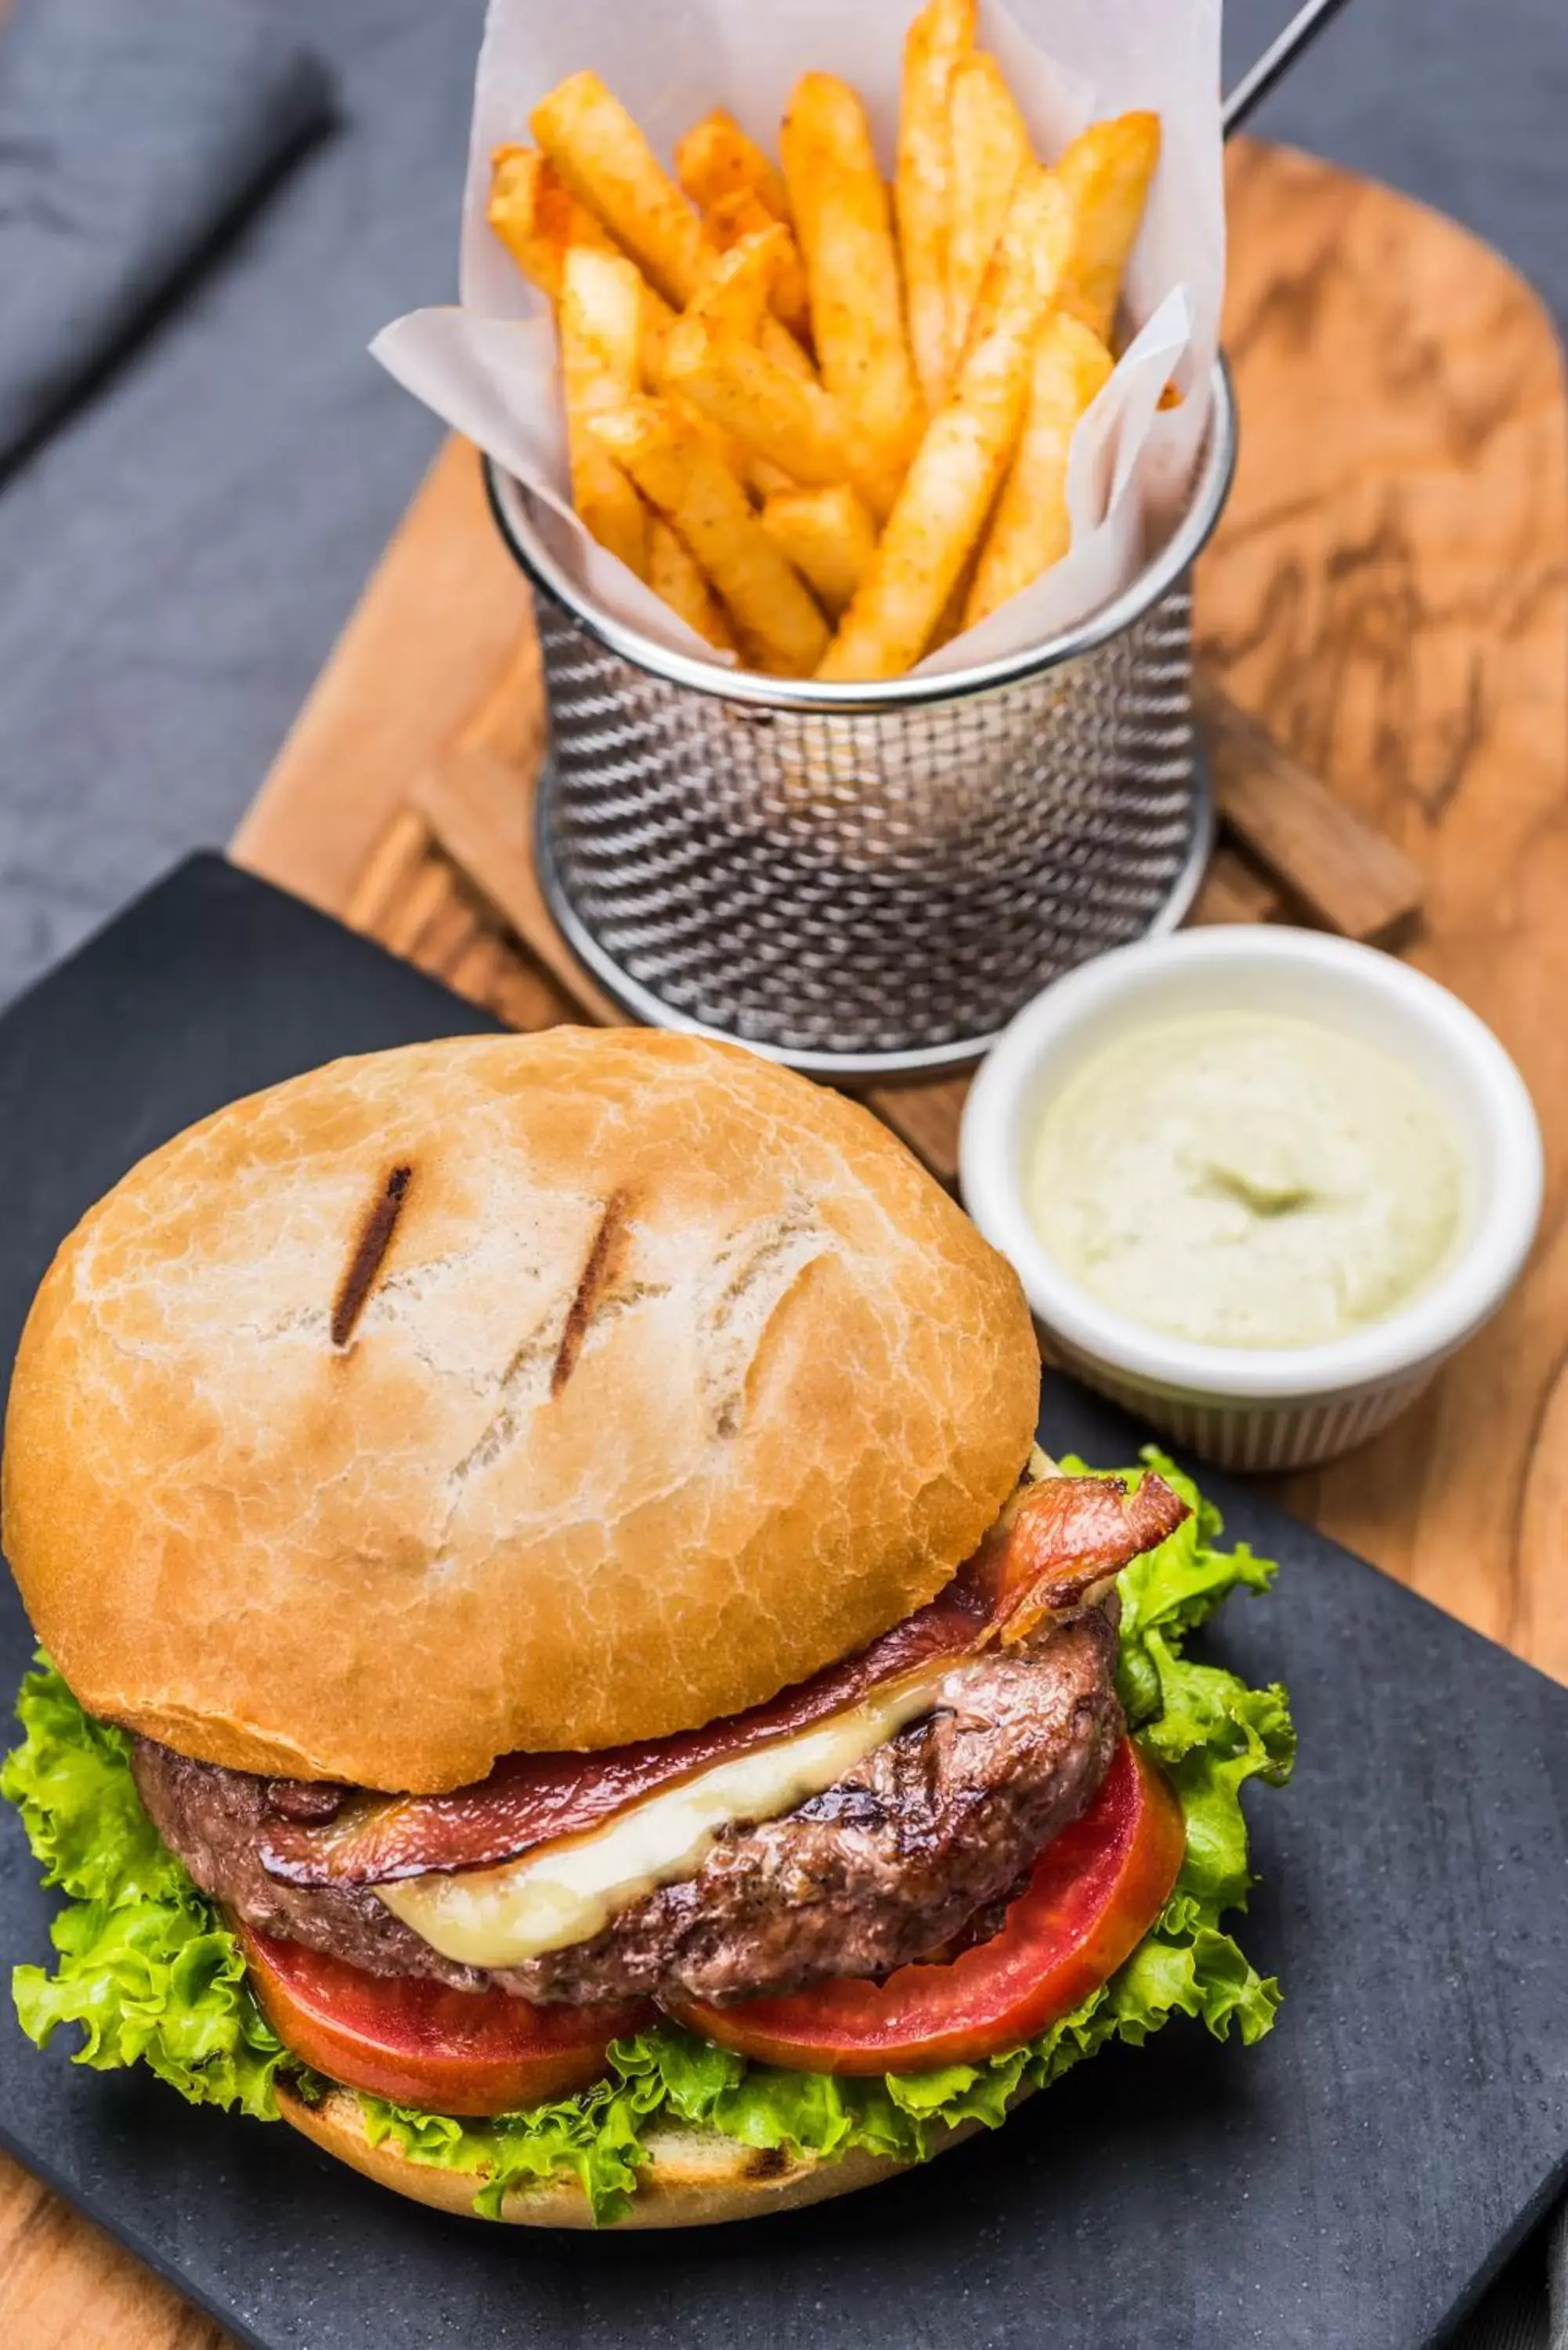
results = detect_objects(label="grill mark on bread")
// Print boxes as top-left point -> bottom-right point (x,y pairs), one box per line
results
444,1329 -> 556,1497
703,1208 -> 828,1438
442,1197 -> 658,1502
551,1190 -> 627,1398
331,1165 -> 414,1349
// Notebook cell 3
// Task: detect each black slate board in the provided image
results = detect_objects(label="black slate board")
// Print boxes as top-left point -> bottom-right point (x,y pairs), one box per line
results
1,853 -> 1566,2350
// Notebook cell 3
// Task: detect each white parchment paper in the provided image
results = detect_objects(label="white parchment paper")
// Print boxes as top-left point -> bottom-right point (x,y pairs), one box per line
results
371,0 -> 1223,677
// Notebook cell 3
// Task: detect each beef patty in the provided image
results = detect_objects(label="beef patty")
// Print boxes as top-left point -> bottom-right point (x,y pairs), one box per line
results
132,1603 -> 1122,2009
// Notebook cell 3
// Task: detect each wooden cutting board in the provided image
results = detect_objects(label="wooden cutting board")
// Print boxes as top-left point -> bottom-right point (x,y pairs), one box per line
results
6,137 -> 1566,2349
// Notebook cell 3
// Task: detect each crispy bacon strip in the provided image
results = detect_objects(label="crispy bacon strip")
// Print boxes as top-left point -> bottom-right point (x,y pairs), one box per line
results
258,1472 -> 1187,1889
970,1470 -> 1191,1645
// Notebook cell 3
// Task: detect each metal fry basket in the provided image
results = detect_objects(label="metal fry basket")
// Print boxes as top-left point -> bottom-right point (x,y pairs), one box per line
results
486,360 -> 1236,1079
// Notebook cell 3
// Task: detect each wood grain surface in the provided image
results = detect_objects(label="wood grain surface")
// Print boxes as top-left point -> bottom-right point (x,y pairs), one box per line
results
8,139 -> 1566,2349
1205,143 -> 1568,1664
1194,673 -> 1423,943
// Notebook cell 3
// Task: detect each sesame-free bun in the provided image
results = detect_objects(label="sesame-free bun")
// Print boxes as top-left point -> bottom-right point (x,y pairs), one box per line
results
275,2077 -> 1007,2228
4,1029 -> 1038,1791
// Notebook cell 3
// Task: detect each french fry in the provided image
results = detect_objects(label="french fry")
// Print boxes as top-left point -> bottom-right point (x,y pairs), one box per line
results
896,0 -> 975,407
667,389 -> 751,487
486,146 -> 771,447
945,56 -> 1031,363
647,517 -> 737,650
760,486 -> 878,620
963,313 -> 1112,627
591,398 -> 829,676
818,166 -> 1072,681
927,561 -> 977,653
507,106 -> 807,386
706,189 -> 814,349
617,241 -> 807,407
661,309 -> 896,520
749,456 -> 798,497
691,403 -> 753,485
558,247 -> 649,579
675,108 -> 790,223
486,148 -> 725,508
562,244 -> 645,379
685,227 -> 789,342
1054,110 -> 1161,343
531,70 -> 715,309
487,146 -> 618,302
511,90 -> 807,391
663,238 -> 813,486
595,243 -> 754,482
756,310 -> 817,383
687,230 -> 818,385
486,144 -> 706,422
659,230 -> 816,387
781,72 -> 923,480
633,279 -> 676,389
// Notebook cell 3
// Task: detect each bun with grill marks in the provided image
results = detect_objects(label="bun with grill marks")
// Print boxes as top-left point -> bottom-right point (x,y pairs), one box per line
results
2,1029 -> 1039,1792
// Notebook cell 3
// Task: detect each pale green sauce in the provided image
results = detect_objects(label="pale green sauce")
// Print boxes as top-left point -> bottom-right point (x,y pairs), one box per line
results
1024,1010 -> 1465,1350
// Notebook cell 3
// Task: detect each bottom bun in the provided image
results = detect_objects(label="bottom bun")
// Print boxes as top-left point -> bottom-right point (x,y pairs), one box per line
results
277,2077 -> 1024,2229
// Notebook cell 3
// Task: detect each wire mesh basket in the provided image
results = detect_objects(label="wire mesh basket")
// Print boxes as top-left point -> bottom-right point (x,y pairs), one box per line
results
486,360 -> 1236,1079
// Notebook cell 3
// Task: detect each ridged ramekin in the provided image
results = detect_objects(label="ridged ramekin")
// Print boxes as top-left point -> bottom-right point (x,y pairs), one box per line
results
959,928 -> 1544,1472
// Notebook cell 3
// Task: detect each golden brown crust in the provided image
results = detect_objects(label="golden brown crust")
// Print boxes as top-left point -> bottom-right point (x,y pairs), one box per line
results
275,2077 -> 1004,2228
3,1029 -> 1038,1791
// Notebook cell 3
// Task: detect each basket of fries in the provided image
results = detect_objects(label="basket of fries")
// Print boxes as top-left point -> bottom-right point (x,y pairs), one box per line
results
375,0 -> 1230,1075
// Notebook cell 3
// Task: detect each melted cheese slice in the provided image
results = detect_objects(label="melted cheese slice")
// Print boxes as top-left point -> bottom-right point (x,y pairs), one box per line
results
377,1676 -> 946,1969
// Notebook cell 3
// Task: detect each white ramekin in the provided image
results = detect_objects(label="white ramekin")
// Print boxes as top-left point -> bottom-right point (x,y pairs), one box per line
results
959,927 -> 1544,1471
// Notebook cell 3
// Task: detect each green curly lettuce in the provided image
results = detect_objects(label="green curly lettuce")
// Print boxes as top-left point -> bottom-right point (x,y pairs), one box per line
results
4,1447 -> 1293,2223
0,1665 -> 288,2118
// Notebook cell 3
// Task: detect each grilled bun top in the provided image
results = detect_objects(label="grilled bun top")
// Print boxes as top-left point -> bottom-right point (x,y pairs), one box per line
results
2,1029 -> 1039,1791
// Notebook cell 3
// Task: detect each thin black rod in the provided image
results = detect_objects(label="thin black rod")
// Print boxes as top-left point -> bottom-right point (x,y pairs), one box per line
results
1223,0 -> 1360,137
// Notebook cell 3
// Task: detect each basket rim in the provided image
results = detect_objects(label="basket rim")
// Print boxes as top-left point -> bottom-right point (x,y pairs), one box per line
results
483,358 -> 1237,714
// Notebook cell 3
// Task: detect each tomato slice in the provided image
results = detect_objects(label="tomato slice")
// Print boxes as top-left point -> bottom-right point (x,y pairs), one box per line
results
668,1739 -> 1183,2075
238,1922 -> 654,2116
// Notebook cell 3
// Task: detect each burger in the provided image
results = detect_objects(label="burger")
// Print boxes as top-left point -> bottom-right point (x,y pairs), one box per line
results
1,1029 -> 1292,2226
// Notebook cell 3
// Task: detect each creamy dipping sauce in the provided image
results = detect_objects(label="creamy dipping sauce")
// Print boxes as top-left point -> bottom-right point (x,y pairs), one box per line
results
1024,1010 -> 1465,1350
